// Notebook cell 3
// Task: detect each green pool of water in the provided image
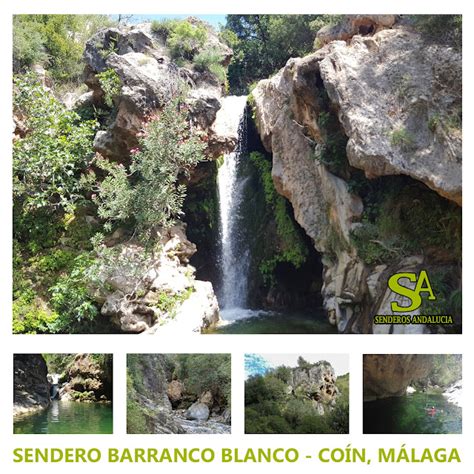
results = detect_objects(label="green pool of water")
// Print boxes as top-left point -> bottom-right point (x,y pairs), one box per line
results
211,308 -> 337,334
364,392 -> 461,434
14,400 -> 113,434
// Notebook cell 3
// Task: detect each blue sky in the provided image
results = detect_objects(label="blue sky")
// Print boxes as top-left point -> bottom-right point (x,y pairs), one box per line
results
112,14 -> 227,29
245,354 -> 349,378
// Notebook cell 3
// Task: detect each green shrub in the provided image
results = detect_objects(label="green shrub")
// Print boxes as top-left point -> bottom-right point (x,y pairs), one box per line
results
96,69 -> 121,107
390,128 -> 415,151
167,21 -> 208,61
150,18 -> 178,38
410,15 -> 462,49
13,14 -> 113,82
249,152 -> 308,286
94,97 -> 206,239
13,291 -> 59,334
350,176 -> 462,266
174,354 -> 231,406
193,47 -> 227,83
224,15 -> 338,93
245,365 -> 349,434
48,254 -> 99,333
13,17 -> 48,71
13,74 -> 97,214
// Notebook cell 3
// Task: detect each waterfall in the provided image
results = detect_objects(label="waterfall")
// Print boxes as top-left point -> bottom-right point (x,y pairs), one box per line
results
216,96 -> 250,314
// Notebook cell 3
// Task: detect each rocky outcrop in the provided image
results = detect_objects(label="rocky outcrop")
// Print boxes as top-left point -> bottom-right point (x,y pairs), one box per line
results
316,15 -> 397,45
129,354 -> 185,434
166,380 -> 185,407
83,22 -> 234,162
78,21 -> 241,333
14,354 -> 50,417
252,19 -> 461,333
319,28 -> 461,204
59,354 -> 113,402
93,224 -> 220,333
288,361 -> 340,415
252,53 -> 365,332
443,381 -> 462,407
363,354 -> 433,401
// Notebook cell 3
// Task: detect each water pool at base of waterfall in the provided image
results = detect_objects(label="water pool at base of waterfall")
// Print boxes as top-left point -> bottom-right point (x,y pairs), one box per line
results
13,400 -> 113,434
209,308 -> 337,334
363,392 -> 462,434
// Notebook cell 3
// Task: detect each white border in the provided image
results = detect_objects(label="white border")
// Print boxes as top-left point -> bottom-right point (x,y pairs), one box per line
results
1,1 -> 471,473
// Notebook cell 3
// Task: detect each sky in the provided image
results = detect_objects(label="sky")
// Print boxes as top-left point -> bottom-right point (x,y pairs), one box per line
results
245,353 -> 349,378
111,14 -> 227,29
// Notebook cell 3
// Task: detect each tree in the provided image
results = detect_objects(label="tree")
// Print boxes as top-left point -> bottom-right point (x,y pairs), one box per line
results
13,14 -> 112,82
297,356 -> 311,370
222,15 -> 332,93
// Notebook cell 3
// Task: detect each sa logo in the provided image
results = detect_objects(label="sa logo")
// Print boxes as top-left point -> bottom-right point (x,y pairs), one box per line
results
388,270 -> 436,312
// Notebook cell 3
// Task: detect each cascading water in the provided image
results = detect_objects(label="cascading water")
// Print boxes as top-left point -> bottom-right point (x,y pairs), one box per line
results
216,96 -> 252,319
212,97 -> 333,333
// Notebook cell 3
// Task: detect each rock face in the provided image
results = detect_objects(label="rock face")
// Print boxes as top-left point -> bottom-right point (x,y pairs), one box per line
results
288,361 -> 340,415
317,15 -> 397,45
252,19 -> 461,333
129,355 -> 185,434
166,380 -> 185,407
83,22 -> 234,162
80,21 -> 239,333
363,354 -> 433,401
59,354 -> 113,402
319,28 -> 461,205
94,224 -> 220,333
14,354 -> 50,417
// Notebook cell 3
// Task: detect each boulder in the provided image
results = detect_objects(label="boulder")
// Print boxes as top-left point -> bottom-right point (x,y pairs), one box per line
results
185,402 -> 210,421
166,380 -> 185,405
316,15 -> 397,45
91,223 -> 220,333
198,390 -> 214,407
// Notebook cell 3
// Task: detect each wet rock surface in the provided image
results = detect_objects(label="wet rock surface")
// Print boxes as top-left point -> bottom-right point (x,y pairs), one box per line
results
14,354 -> 50,417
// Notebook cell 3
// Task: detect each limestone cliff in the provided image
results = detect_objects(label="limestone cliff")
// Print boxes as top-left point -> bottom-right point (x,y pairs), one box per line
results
13,354 -> 50,417
252,16 -> 461,333
75,21 -> 236,333
288,361 -> 340,415
59,354 -> 113,402
127,354 -> 186,434
363,354 -> 433,401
